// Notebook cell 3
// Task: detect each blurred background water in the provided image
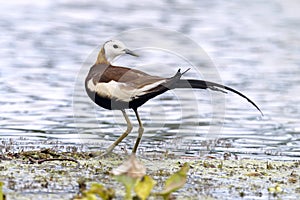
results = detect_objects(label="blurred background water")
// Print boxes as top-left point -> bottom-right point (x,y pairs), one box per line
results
0,0 -> 299,160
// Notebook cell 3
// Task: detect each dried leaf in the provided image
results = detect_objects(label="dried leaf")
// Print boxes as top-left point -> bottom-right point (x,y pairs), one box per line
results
245,172 -> 261,177
113,155 -> 146,200
112,155 -> 146,179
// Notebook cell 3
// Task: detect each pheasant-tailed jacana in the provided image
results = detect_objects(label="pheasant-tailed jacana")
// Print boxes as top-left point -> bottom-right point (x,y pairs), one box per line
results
85,40 -> 263,155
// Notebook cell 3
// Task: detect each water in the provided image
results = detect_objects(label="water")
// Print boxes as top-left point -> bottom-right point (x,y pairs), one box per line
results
0,0 -> 300,160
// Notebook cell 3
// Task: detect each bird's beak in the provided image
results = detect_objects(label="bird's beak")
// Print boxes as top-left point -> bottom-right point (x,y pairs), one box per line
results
124,49 -> 139,57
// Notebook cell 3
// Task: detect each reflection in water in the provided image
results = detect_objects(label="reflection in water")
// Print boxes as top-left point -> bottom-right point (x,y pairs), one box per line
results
0,0 -> 299,160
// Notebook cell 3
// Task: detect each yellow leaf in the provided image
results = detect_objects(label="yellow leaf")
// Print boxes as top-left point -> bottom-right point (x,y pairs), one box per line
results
135,175 -> 156,200
89,182 -> 104,193
0,181 -> 3,200
158,162 -> 190,197
275,184 -> 283,193
88,182 -> 115,200
84,193 -> 97,200
268,187 -> 276,193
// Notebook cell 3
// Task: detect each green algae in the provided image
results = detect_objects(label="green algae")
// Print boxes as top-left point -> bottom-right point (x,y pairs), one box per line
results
0,148 -> 299,199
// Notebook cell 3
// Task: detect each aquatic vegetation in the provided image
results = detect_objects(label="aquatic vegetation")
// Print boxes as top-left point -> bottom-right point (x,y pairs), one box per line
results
0,182 -> 4,200
156,162 -> 190,199
0,147 -> 299,199
112,155 -> 146,199
75,155 -> 189,199
73,182 -> 115,200
134,175 -> 155,200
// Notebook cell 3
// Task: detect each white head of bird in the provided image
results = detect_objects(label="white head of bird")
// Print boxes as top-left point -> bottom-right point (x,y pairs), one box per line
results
102,40 -> 138,63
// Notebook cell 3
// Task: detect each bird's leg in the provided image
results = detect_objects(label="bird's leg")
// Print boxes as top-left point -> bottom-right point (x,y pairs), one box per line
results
132,109 -> 144,154
101,110 -> 133,156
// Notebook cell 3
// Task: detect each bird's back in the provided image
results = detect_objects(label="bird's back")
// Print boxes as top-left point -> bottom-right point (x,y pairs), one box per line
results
85,64 -> 182,110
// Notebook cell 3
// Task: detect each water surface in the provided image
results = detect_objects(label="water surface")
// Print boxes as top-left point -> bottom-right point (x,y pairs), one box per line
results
0,0 -> 299,160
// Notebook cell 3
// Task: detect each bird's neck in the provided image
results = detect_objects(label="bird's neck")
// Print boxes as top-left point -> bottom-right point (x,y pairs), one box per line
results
95,48 -> 110,65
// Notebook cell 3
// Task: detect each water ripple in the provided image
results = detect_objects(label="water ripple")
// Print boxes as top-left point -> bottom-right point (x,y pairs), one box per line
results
1,0 -> 300,159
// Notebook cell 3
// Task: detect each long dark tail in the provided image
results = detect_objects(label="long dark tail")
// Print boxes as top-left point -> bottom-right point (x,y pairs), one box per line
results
174,79 -> 263,116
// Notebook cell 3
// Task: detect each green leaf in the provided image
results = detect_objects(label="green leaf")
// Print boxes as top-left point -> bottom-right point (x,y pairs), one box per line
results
134,175 -> 156,200
114,175 -> 137,200
158,162 -> 190,199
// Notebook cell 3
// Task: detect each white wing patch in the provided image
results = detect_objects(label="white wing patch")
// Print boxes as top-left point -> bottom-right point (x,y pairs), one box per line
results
87,79 -> 166,102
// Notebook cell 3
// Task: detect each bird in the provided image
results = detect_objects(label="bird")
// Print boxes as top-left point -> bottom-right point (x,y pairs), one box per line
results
85,40 -> 263,156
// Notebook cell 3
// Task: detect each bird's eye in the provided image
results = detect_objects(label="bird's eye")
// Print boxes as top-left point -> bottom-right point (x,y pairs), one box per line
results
113,44 -> 118,49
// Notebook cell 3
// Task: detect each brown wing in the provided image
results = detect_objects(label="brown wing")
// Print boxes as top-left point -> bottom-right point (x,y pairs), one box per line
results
86,64 -> 170,102
97,65 -> 166,89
